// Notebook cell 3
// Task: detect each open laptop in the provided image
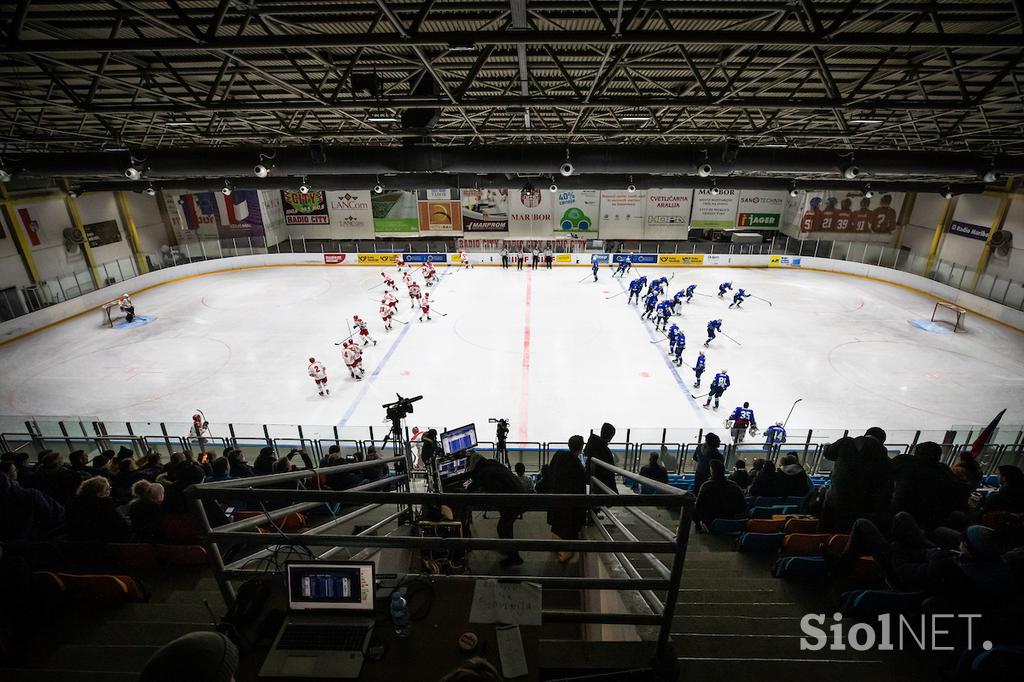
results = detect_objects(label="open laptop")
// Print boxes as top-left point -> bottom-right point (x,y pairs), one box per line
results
259,561 -> 376,679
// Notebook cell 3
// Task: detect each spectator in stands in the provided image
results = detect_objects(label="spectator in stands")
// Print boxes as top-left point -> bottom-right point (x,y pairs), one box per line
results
204,457 -> 233,483
69,450 -> 92,480
890,441 -> 969,529
983,465 -> 1024,514
748,460 -> 783,498
728,460 -> 751,489
361,446 -> 389,482
89,452 -> 115,480
777,454 -> 813,498
273,457 -> 293,475
694,460 -> 747,532
160,453 -> 207,512
466,454 -> 526,566
225,449 -> 253,479
253,446 -> 277,475
638,452 -> 669,494
1,461 -> 17,482
29,450 -> 80,507
65,476 -> 131,543
2,451 -> 33,486
128,480 -> 166,542
138,453 -> 163,481
821,427 -> 894,532
951,451 -> 983,490
514,462 -> 535,492
692,433 -> 723,495
584,422 -> 618,494
139,631 -> 239,682
0,469 -> 64,541
544,435 -> 588,562
111,456 -> 144,502
287,448 -> 315,471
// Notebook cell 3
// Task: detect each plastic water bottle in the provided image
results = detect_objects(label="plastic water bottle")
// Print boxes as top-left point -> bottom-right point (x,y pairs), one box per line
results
390,592 -> 411,638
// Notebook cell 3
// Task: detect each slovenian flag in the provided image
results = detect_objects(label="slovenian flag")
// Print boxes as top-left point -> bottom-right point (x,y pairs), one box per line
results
969,408 -> 1006,459
178,192 -> 218,230
217,191 -> 250,226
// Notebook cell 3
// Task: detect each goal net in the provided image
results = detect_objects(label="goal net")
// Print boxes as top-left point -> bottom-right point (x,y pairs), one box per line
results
931,301 -> 966,332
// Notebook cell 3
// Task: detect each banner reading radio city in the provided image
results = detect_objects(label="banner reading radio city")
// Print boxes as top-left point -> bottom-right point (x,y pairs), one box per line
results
690,188 -> 740,229
418,188 -> 463,233
508,185 -> 553,236
791,190 -> 904,242
281,189 -> 330,225
552,189 -> 601,234
736,190 -> 787,229
599,190 -> 646,239
461,188 -> 509,232
372,190 -> 419,234
644,189 -> 693,239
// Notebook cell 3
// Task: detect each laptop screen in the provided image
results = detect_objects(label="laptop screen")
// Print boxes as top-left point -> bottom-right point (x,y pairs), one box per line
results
441,423 -> 477,456
286,562 -> 376,613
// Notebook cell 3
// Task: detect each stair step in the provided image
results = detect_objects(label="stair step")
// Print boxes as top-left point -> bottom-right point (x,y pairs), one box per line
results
673,615 -> 805,635
674,634 -> 880,661
677,602 -> 814,617
84,621 -> 210,645
41,645 -> 159,672
161,590 -> 225,606
2,670 -> 137,682
106,603 -> 219,623
677,659 -> 893,682
676,589 -> 794,604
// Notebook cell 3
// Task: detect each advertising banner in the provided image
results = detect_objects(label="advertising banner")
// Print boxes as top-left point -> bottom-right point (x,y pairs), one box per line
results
590,253 -> 611,264
372,190 -> 419,233
599,190 -> 645,238
83,219 -> 123,248
461,188 -> 508,232
173,192 -> 219,233
795,191 -> 903,240
356,253 -> 397,265
281,190 -> 330,225
552,189 -> 600,234
508,186 -> 554,235
404,253 -> 449,264
948,220 -> 990,241
657,254 -> 704,266
769,255 -> 802,267
555,254 -> 572,263
613,253 -> 657,265
215,190 -> 265,239
736,190 -> 787,229
690,189 -> 740,229
323,254 -> 347,264
644,189 -> 693,239
417,189 -> 462,233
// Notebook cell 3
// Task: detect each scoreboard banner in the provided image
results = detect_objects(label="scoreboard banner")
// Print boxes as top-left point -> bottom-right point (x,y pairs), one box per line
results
281,190 -> 330,225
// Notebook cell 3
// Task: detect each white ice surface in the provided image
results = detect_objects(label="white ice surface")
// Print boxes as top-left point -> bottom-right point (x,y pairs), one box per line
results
0,264 -> 1022,442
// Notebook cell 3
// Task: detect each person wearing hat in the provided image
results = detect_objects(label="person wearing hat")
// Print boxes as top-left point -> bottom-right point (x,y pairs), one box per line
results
465,453 -> 526,566
139,632 -> 238,682
983,465 -> 1024,514
890,441 -> 970,529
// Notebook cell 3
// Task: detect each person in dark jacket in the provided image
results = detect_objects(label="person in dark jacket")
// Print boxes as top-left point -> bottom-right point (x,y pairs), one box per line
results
128,480 -> 165,543
137,453 -> 164,481
748,460 -> 784,498
694,460 -> 747,531
545,435 -> 589,562
951,452 -> 983,490
821,427 -> 894,532
777,454 -> 813,498
638,452 -> 669,494
68,450 -> 93,481
227,450 -> 255,478
0,471 -> 64,541
984,465 -> 1024,514
728,460 -> 751,489
419,429 -> 441,470
65,476 -> 131,543
29,450 -> 81,507
253,446 -> 277,476
692,433 -> 723,495
584,423 -> 617,494
110,457 -> 144,502
890,442 -> 969,529
466,454 -> 526,566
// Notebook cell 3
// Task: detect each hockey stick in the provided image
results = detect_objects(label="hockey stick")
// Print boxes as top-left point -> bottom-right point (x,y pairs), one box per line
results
650,333 -> 669,344
750,294 -> 773,307
694,292 -> 713,298
334,332 -> 358,346
577,272 -> 595,283
392,318 -> 408,325
720,331 -> 742,346
782,398 -> 803,428
690,392 -> 709,400
605,290 -> 626,299
430,306 -> 449,317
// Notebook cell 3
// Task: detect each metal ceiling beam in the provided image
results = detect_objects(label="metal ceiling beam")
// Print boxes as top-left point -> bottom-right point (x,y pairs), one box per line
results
3,30 -> 1023,54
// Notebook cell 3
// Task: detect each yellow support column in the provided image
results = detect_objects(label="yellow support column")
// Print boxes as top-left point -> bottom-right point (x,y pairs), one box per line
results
925,196 -> 956,274
61,180 -> 102,288
115,191 -> 150,275
971,178 -> 1015,290
0,184 -> 42,284
892,192 -> 916,251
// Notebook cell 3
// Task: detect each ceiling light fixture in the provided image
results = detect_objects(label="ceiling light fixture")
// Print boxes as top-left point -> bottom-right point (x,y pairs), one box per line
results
367,111 -> 399,123
710,183 -> 720,196
221,182 -> 233,196
144,185 -> 156,196
298,177 -> 310,194
697,163 -> 713,178
627,176 -> 636,193
842,165 -> 860,180
942,187 -> 954,200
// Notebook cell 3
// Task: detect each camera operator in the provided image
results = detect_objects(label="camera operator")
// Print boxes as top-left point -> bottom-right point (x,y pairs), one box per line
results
419,429 -> 440,470
492,418 -> 510,462
466,452 -> 526,566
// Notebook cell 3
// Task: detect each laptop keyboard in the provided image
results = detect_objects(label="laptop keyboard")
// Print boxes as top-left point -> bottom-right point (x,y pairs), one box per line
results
278,624 -> 370,652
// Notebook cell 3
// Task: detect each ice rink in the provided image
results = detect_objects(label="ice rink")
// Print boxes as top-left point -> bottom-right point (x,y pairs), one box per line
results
1,262 -> 1022,442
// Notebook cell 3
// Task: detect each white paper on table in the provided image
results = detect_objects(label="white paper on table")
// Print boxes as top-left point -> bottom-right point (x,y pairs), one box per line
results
469,579 -> 542,626
496,624 -> 529,679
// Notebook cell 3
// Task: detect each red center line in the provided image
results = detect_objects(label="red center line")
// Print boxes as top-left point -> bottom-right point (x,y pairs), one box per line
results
518,270 -> 532,442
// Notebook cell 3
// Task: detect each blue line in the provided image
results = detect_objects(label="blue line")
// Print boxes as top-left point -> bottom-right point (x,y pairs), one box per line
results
336,322 -> 413,428
615,278 -> 716,430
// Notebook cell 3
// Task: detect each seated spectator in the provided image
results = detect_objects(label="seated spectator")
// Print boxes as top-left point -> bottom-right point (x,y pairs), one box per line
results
692,433 -> 723,494
821,427 -> 894,532
890,441 -> 969,529
361,446 -> 389,483
545,436 -> 588,562
227,449 -> 254,478
514,462 -> 535,492
728,460 -> 750,489
30,450 -> 80,507
984,465 -> 1024,514
204,456 -> 233,483
1,468 -> 64,541
694,460 -> 747,531
3,451 -> 33,487
748,460 -> 783,498
111,456 -> 144,502
777,454 -> 812,498
951,451 -> 983,490
160,454 -> 207,512
128,480 -> 166,542
273,457 -> 294,475
286,448 -> 315,471
138,631 -> 238,682
253,446 -> 277,475
137,453 -> 163,480
638,452 -> 669,494
68,450 -> 92,481
65,476 -> 131,543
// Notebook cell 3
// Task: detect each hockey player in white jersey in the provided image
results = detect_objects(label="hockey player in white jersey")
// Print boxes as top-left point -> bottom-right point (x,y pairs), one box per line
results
381,271 -> 397,291
379,299 -> 394,331
353,314 -> 376,346
307,357 -> 329,396
342,341 -> 365,381
408,281 -> 423,309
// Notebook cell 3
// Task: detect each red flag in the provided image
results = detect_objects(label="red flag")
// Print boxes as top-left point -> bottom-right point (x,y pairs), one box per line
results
969,409 -> 1006,459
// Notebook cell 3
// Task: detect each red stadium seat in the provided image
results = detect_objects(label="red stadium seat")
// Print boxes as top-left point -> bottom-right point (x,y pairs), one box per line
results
782,533 -> 832,556
746,518 -> 785,533
784,517 -> 820,534
52,573 -> 146,603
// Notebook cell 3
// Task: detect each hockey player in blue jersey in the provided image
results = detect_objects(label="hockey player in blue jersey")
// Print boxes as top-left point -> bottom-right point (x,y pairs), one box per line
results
673,336 -> 686,366
703,369 -> 730,409
627,277 -> 644,304
613,256 -> 633,277
670,290 -> 685,313
763,422 -> 787,454
666,323 -> 680,353
727,401 -> 757,443
693,351 -> 706,388
704,318 -> 722,347
684,283 -> 697,303
728,288 -> 749,309
718,281 -> 732,298
591,255 -> 601,281
642,291 -> 658,319
655,300 -> 672,331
